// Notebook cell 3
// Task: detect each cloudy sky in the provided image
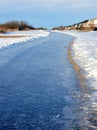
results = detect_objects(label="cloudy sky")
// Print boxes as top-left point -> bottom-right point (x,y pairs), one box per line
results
0,0 -> 97,28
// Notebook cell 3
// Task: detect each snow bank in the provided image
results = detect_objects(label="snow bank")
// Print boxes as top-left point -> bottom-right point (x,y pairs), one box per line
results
0,30 -> 49,49
62,30 -> 97,90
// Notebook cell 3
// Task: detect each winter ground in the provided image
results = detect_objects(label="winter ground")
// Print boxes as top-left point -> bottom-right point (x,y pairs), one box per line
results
0,30 -> 97,129
61,30 -> 97,129
0,30 -> 50,49
1,30 -> 97,90
62,31 -> 97,89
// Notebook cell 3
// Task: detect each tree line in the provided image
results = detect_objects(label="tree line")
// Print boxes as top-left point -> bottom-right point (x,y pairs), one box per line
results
0,21 -> 35,32
0,21 -> 47,33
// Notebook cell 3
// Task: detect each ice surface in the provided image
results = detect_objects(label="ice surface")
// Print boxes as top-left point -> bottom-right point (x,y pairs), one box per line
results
0,30 -> 50,49
0,33 -> 81,129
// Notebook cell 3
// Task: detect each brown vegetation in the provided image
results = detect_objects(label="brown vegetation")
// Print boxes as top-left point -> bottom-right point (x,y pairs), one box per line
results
52,26 -> 65,30
0,35 -> 31,38
36,27 -> 47,30
0,25 -> 7,33
68,42 -> 87,88
0,21 -> 35,32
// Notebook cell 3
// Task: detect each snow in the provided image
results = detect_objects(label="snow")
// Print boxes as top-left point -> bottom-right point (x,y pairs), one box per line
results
0,30 -> 50,49
1,29 -> 97,90
61,30 -> 97,90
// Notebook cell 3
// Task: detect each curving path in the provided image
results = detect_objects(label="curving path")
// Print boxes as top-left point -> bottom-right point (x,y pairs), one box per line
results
0,33 -> 81,130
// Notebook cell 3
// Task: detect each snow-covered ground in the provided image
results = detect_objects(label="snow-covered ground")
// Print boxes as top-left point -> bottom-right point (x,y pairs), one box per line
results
0,30 -> 49,49
62,30 -> 97,89
60,30 -> 97,129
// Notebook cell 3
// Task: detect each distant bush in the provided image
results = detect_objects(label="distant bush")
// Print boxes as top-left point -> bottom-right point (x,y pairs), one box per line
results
18,21 -> 34,30
0,25 -> 7,33
3,21 -> 19,29
0,21 -> 48,31
52,25 -> 65,30
0,21 -> 35,31
36,27 -> 47,30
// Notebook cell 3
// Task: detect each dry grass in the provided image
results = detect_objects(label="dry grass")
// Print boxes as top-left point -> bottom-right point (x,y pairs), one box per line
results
0,35 -> 31,38
68,42 -> 87,88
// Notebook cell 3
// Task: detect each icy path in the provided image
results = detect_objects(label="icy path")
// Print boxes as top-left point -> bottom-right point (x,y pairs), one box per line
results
0,33 -> 83,129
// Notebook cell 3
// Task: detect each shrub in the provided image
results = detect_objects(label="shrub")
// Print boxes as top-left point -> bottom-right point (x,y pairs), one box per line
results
0,25 -> 7,33
0,21 -> 35,31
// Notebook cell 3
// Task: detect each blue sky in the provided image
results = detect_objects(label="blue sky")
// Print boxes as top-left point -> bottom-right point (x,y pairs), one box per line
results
0,0 -> 97,28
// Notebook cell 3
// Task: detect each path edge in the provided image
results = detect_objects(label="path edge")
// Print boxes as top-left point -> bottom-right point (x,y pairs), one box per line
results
68,41 -> 87,88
